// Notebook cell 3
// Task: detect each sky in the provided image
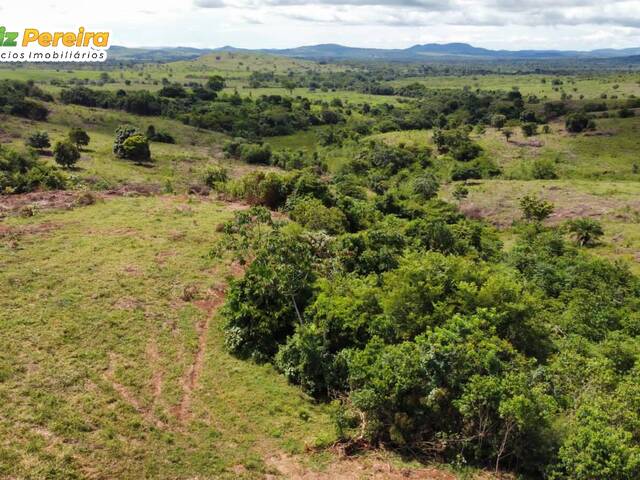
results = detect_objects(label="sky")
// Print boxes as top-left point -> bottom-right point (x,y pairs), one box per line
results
3,0 -> 640,51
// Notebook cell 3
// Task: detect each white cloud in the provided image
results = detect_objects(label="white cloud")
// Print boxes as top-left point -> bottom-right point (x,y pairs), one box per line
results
2,0 -> 640,50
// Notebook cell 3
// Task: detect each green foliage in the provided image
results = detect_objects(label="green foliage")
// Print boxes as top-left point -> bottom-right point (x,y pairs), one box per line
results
452,184 -> 469,201
68,127 -> 90,148
112,125 -> 137,158
53,141 -> 80,168
203,164 -> 229,189
122,134 -> 151,163
206,75 -> 226,92
412,173 -> 439,201
567,218 -> 604,247
566,112 -> 596,133
0,145 -> 65,193
532,158 -> 558,180
521,122 -> 538,137
222,227 -> 318,361
240,143 -> 272,164
520,195 -> 554,222
0,79 -> 49,121
288,196 -> 347,234
26,131 -> 50,150
490,114 -> 507,129
146,125 -> 175,143
113,126 -> 151,163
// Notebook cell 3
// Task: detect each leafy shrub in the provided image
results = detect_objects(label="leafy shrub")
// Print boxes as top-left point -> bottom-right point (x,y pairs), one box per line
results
122,134 -> 151,163
412,173 -> 439,200
532,159 -> 558,180
520,195 -> 554,222
239,143 -> 272,164
203,164 -> 229,189
565,112 -> 595,133
146,125 -> 175,143
522,122 -> 538,137
53,141 -> 80,168
0,146 -> 65,193
567,218 -> 604,247
451,164 -> 482,181
113,126 -> 137,158
288,196 -> 347,234
68,127 -> 90,148
234,171 -> 289,209
26,131 -> 50,150
223,228 -> 317,361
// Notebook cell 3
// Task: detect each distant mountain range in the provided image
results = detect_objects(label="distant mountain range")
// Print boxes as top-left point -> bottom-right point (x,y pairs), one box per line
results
218,43 -> 640,61
107,43 -> 640,63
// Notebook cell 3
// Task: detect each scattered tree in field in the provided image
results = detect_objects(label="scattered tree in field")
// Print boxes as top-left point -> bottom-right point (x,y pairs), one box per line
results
68,127 -> 90,149
26,131 -> 50,150
113,125 -> 137,158
452,183 -> 469,202
491,114 -> 507,129
206,75 -> 225,92
282,80 -> 296,95
567,218 -> 604,247
145,125 -> 175,144
521,122 -> 538,137
53,140 -> 80,168
565,112 -> 595,133
122,134 -> 151,163
520,194 -> 554,222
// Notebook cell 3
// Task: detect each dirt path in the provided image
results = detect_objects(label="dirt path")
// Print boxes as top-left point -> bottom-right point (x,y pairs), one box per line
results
146,337 -> 163,407
176,286 -> 226,423
104,354 -> 164,428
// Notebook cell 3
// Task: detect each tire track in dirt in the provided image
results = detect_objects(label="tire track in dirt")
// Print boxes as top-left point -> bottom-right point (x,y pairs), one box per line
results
175,286 -> 227,423
146,337 -> 163,406
104,354 -> 164,428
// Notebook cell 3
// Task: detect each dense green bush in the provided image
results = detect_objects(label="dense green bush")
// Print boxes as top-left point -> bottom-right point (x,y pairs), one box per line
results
53,141 -> 80,168
288,196 -> 347,234
26,131 -> 50,150
113,126 -> 151,163
68,127 -> 90,149
566,112 -> 595,133
532,158 -> 558,180
214,141 -> 640,477
567,218 -> 604,247
0,146 -> 65,193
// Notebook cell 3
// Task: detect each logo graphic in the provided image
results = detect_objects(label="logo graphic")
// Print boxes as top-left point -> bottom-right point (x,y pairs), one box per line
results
0,27 -> 110,62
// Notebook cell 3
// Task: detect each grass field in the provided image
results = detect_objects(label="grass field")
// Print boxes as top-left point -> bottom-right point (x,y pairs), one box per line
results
0,193 -> 485,479
390,73 -> 640,100
0,196 -> 341,479
1,102 -> 238,190
440,179 -> 640,273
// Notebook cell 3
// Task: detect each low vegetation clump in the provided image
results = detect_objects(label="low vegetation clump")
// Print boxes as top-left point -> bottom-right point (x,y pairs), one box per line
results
68,127 -> 91,149
0,79 -> 50,121
0,145 -> 65,193
566,217 -> 605,247
113,126 -> 151,163
25,131 -> 51,151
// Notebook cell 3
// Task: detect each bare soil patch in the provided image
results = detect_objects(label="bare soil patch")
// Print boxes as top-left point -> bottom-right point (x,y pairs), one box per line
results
459,183 -> 640,228
266,454 -> 459,480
